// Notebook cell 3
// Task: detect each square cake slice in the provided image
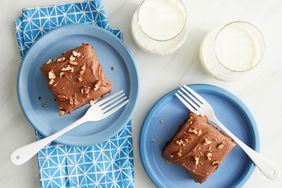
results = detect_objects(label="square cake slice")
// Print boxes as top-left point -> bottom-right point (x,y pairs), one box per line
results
163,113 -> 236,183
41,42 -> 112,115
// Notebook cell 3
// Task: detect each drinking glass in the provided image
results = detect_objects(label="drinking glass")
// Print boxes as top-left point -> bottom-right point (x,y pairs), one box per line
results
131,0 -> 188,55
199,21 -> 265,80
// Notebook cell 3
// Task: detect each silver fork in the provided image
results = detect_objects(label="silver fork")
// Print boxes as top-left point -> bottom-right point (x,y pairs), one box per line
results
10,90 -> 129,166
176,85 -> 280,180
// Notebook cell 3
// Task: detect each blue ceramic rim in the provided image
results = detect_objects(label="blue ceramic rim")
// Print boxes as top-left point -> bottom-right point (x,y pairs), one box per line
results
17,24 -> 139,146
140,84 -> 260,187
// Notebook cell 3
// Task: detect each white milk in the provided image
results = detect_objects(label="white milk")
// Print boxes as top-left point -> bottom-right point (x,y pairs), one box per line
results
199,22 -> 264,80
215,25 -> 258,71
138,0 -> 186,40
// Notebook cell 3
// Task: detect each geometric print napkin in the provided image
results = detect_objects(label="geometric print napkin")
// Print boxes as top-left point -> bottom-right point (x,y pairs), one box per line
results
15,1 -> 134,187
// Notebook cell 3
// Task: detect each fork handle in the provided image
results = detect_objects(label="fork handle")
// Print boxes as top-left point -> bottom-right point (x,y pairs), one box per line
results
211,117 -> 280,180
10,117 -> 86,166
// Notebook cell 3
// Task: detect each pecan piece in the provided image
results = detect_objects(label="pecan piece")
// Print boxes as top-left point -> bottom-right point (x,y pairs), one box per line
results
94,80 -> 101,91
212,160 -> 220,166
193,156 -> 200,166
69,61 -> 78,66
59,110 -> 66,116
48,70 -> 56,80
81,86 -> 91,95
57,94 -> 68,102
203,138 -> 212,145
184,133 -> 192,142
217,143 -> 225,149
72,50 -> 81,57
188,127 -> 198,135
206,152 -> 212,160
175,139 -> 185,146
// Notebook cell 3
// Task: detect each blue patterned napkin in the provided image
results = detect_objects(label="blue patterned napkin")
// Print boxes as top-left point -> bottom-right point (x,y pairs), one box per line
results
15,1 -> 134,187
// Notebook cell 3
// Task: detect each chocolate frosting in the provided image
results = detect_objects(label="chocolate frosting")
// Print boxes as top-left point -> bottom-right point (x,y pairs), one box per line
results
163,113 -> 236,183
41,42 -> 112,114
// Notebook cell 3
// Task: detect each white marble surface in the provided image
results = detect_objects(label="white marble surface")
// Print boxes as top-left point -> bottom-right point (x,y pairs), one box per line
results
1,0 -> 282,187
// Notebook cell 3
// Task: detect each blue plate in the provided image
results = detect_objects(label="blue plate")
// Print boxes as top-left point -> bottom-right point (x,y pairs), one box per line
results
18,24 -> 139,146
140,84 -> 259,188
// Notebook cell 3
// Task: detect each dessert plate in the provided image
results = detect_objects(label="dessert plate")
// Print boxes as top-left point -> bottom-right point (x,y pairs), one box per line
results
18,24 -> 138,146
140,84 -> 259,188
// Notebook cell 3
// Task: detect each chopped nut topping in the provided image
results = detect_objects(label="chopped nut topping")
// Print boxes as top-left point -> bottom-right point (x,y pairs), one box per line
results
193,156 -> 200,166
69,55 -> 76,62
94,80 -> 101,91
206,152 -> 212,160
61,65 -> 74,72
197,129 -> 202,136
57,57 -> 65,62
53,82 -> 58,87
69,98 -> 78,105
59,110 -> 65,116
69,98 -> 74,105
90,100 -> 96,105
203,138 -> 212,145
48,70 -> 56,80
47,59 -> 52,64
72,50 -> 81,57
74,99 -> 79,105
212,160 -> 220,166
208,144 -> 212,151
81,86 -> 91,94
188,115 -> 194,122
77,76 -> 83,82
169,154 -> 174,158
188,127 -> 198,135
81,65 -> 86,71
184,133 -> 192,142
57,94 -> 68,101
175,139 -> 185,146
49,79 -> 55,85
217,143 -> 224,149
59,72 -> 65,78
79,70 -> 85,76
189,119 -> 194,125
69,61 -> 78,66
177,150 -> 182,157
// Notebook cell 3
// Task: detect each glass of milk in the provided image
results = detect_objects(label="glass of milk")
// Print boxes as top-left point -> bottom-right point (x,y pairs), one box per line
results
131,0 -> 188,55
199,21 -> 265,80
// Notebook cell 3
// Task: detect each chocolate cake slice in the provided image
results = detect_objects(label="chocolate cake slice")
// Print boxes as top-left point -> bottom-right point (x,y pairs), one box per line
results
163,113 -> 236,183
41,42 -> 112,115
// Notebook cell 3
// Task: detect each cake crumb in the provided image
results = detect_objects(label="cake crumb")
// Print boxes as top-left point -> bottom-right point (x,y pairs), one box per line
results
41,104 -> 48,108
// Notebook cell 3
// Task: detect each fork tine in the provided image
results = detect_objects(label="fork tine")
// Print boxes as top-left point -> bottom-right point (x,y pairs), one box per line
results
100,93 -> 125,108
180,87 -> 203,107
183,85 -> 206,104
178,90 -> 200,110
103,100 -> 129,117
95,90 -> 124,106
175,93 -> 200,115
102,96 -> 127,112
